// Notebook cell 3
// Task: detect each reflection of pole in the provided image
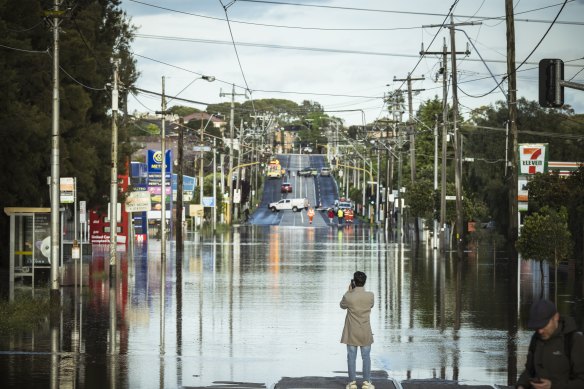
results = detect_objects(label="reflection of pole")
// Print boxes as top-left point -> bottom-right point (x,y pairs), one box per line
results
160,258 -> 166,354
50,321 -> 59,389
110,59 -> 119,274
213,138 -> 217,232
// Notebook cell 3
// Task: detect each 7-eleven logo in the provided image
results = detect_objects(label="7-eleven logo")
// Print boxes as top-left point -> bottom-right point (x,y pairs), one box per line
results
520,145 -> 545,174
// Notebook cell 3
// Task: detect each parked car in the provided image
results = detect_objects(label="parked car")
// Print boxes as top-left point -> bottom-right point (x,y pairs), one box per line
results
320,167 -> 331,176
281,182 -> 293,193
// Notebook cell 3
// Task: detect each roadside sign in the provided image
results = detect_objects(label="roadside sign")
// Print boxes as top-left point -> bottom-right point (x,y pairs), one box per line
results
202,197 -> 215,207
126,191 -> 151,212
60,177 -> 75,203
79,200 -> 86,223
189,204 -> 204,217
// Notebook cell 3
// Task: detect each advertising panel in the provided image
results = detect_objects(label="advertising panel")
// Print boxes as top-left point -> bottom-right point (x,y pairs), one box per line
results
519,143 -> 548,175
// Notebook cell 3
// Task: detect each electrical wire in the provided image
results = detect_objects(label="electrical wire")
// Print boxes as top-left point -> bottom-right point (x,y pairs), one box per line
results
219,0 -> 251,95
0,43 -> 49,54
128,0 -> 423,32
460,0 -> 569,99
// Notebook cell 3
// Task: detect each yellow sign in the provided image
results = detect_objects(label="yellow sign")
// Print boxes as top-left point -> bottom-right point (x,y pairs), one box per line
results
189,204 -> 204,217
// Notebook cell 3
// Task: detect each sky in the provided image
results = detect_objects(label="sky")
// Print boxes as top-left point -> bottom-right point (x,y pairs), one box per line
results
120,0 -> 584,126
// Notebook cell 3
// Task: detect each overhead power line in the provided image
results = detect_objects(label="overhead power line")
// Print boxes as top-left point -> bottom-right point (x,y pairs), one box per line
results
238,0 -> 582,25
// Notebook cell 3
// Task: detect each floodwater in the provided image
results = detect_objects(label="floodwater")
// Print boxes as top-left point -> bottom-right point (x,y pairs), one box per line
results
1,225 -> 583,388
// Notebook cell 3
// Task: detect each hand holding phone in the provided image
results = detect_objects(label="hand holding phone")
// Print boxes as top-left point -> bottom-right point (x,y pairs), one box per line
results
530,377 -> 542,384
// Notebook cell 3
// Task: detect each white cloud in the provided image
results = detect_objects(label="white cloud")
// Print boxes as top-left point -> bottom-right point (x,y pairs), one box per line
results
122,0 -> 584,124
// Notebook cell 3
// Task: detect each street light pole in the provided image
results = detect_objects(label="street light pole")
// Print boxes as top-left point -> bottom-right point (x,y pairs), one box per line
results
159,77 -> 167,262
109,58 -> 120,276
49,0 -> 63,305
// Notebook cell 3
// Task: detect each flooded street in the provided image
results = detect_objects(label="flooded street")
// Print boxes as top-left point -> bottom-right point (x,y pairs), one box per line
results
1,225 -> 583,388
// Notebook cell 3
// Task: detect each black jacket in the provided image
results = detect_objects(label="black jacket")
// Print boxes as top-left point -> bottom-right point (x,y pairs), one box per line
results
516,317 -> 584,389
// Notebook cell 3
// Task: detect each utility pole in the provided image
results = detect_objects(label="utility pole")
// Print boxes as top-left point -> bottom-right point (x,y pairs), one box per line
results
421,23 -> 472,252
393,74 -> 425,183
47,0 -> 64,305
220,84 -> 246,224
234,119 -> 244,222
505,0 -> 519,242
109,58 -> 120,278
155,77 -> 168,262
394,73 -> 424,241
176,118 -> 184,253
450,15 -> 464,256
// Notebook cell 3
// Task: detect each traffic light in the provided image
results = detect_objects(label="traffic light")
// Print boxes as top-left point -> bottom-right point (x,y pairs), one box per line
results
539,59 -> 564,108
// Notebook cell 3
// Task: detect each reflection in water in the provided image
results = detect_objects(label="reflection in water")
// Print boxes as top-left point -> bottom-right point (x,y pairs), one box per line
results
1,226 -> 583,388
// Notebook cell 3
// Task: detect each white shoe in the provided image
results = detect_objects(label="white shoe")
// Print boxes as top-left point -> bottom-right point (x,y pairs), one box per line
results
346,381 -> 357,389
362,381 -> 375,389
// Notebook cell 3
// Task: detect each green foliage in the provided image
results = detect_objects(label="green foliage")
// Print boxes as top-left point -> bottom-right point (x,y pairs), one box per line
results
0,1 -> 137,262
404,179 -> 433,219
169,105 -> 201,117
0,295 -> 50,334
516,206 -> 572,263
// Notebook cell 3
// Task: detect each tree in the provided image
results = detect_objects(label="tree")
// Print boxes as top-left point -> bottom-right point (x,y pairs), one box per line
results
404,179 -> 434,244
516,206 -> 572,299
0,1 -> 137,266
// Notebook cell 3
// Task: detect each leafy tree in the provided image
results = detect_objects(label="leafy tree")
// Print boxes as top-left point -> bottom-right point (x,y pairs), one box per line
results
516,206 -> 572,295
465,98 -> 584,239
0,1 -> 137,265
404,179 -> 433,244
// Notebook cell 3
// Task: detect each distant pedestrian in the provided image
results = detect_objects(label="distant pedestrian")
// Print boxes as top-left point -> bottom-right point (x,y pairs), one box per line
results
307,207 -> 315,224
327,208 -> 334,224
337,208 -> 344,226
340,271 -> 374,389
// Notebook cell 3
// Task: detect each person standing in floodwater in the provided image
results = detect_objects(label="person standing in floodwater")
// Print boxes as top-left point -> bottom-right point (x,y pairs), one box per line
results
340,271 -> 374,389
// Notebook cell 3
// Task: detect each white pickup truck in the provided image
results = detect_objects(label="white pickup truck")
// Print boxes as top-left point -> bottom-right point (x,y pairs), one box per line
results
268,198 -> 308,212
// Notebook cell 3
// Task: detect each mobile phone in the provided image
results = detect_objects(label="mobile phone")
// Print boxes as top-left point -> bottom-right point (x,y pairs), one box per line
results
350,279 -> 356,289
530,377 -> 542,384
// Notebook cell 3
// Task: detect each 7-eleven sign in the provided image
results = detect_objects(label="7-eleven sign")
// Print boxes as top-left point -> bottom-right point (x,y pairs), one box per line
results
519,144 -> 548,175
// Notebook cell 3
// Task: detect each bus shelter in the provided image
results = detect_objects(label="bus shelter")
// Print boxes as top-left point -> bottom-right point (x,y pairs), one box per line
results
4,207 -> 51,301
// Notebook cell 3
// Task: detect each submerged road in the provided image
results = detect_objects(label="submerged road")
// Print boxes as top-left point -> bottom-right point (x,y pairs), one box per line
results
251,153 -> 338,227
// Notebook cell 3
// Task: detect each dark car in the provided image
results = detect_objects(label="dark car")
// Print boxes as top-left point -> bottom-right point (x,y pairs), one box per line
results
298,167 -> 313,177
281,182 -> 293,193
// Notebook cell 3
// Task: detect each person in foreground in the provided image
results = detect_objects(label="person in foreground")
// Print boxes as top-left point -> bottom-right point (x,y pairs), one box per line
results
340,271 -> 375,389
516,299 -> 584,389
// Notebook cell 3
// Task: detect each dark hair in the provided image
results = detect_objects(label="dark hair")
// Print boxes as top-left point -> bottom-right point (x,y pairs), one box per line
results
353,271 -> 367,287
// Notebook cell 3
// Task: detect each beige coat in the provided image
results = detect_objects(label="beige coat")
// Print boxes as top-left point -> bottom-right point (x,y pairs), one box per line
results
340,287 -> 374,346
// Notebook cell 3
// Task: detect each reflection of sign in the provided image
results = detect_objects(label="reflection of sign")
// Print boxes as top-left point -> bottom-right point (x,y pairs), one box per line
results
233,189 -> 241,204
189,204 -> 204,217
60,177 -> 75,203
126,191 -> 152,212
519,144 -> 548,175
193,145 -> 211,152
202,197 -> 215,207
